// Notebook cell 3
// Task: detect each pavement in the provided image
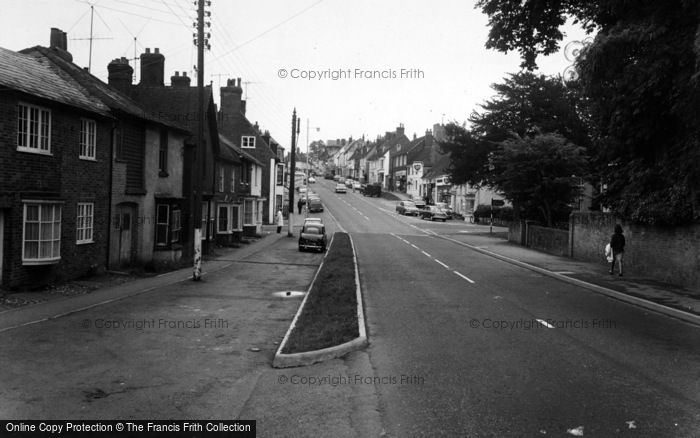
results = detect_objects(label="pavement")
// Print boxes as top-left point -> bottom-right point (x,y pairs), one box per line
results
438,225 -> 700,321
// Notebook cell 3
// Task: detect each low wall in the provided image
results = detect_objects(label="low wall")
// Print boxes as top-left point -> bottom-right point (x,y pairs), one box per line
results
571,212 -> 700,288
527,224 -> 569,257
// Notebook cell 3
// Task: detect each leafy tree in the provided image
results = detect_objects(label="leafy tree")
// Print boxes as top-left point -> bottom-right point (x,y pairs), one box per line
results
475,0 -> 700,224
490,133 -> 588,227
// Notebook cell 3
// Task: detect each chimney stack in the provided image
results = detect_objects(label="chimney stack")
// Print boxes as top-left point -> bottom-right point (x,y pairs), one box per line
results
49,28 -> 72,62
220,77 -> 245,120
107,57 -> 133,91
139,47 -> 165,87
170,71 -> 191,87
396,123 -> 405,137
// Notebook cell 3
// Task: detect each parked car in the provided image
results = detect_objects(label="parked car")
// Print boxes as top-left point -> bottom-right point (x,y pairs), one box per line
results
362,183 -> 381,197
396,200 -> 419,216
335,183 -> 347,193
324,173 -> 333,180
435,202 -> 454,219
353,181 -> 362,190
345,179 -> 354,188
308,176 -> 316,183
308,198 -> 324,212
420,205 -> 448,222
298,223 -> 327,252
413,198 -> 427,210
298,186 -> 308,194
304,217 -> 322,225
333,175 -> 341,182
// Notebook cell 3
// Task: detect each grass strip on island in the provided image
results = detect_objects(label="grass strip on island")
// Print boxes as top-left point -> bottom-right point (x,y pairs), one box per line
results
282,232 -> 359,354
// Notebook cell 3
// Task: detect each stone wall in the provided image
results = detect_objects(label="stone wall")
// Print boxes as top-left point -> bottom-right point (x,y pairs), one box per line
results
527,224 -> 569,257
571,212 -> 700,288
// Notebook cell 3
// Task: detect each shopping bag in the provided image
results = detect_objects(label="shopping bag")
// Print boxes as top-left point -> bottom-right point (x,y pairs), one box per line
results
604,243 -> 613,263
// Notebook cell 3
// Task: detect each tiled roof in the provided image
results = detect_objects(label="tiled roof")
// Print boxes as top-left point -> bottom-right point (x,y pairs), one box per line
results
126,85 -> 211,132
0,46 -> 110,116
20,46 -> 185,131
423,154 -> 452,179
219,134 -> 264,167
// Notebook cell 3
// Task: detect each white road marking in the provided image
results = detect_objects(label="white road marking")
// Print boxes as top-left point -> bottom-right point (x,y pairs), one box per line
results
410,244 -> 419,249
421,250 -> 431,258
536,319 -> 555,329
435,259 -> 449,269
453,270 -> 475,284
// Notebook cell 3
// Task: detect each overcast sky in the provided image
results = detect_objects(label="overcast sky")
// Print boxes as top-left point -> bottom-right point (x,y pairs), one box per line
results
1,0 -> 588,151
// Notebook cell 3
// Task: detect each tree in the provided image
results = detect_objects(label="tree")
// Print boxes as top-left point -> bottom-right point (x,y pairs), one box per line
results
440,72 -> 592,223
475,0 -> 700,224
490,133 -> 588,227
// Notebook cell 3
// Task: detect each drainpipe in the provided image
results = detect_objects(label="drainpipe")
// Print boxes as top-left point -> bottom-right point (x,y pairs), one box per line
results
106,120 -> 117,271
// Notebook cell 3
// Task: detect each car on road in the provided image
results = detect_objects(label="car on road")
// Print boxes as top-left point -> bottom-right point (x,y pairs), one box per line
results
353,181 -> 362,190
435,202 -> 454,219
298,186 -> 308,195
337,177 -> 346,185
362,183 -> 381,197
396,200 -> 419,216
298,223 -> 327,252
345,179 -> 354,188
413,198 -> 427,210
324,173 -> 334,180
420,205 -> 448,222
333,175 -> 341,181
304,217 -> 322,225
335,183 -> 347,193
308,198 -> 324,212
308,176 -> 316,183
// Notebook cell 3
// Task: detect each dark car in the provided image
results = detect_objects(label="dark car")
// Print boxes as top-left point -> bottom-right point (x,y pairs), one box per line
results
420,205 -> 448,222
324,173 -> 333,180
308,198 -> 324,212
396,200 -> 419,216
298,223 -> 327,252
362,183 -> 381,197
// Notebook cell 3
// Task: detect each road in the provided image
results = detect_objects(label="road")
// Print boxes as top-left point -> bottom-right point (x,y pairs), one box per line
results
312,178 -> 700,437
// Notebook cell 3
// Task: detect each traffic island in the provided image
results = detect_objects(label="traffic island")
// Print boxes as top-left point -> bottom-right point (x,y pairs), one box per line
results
273,232 -> 368,368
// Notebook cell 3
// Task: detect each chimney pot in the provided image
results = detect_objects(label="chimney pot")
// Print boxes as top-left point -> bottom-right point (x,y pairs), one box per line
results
139,48 -> 165,86
155,47 -> 160,54
146,48 -> 151,53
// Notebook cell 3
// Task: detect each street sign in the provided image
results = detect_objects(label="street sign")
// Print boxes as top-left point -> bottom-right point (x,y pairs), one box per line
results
491,199 -> 505,207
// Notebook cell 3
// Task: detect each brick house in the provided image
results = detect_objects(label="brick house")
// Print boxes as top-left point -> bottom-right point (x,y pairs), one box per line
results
21,32 -> 189,272
218,78 -> 277,232
0,43 -> 113,288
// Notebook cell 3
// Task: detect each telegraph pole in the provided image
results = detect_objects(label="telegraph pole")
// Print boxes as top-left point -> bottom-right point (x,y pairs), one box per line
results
288,109 -> 298,237
193,0 -> 206,280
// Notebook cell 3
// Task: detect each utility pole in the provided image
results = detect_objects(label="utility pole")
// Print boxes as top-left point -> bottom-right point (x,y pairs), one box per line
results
192,0 -> 207,280
288,109 -> 298,237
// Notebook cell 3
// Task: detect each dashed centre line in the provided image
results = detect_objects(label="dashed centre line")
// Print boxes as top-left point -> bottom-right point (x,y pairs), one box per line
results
453,270 -> 475,284
435,259 -> 450,269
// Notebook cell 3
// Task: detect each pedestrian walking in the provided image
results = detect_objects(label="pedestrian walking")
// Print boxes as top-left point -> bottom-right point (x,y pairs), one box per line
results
276,209 -> 284,233
609,224 -> 625,276
297,198 -> 303,215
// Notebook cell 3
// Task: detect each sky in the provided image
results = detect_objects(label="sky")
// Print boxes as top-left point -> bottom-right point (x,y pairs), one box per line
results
1,0 -> 589,152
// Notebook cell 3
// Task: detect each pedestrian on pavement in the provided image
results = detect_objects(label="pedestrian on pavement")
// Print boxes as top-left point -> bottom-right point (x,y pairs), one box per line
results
297,198 -> 303,215
276,208 -> 284,233
609,224 -> 625,276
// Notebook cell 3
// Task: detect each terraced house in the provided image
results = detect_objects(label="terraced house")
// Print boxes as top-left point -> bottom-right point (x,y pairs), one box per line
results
0,29 -> 189,289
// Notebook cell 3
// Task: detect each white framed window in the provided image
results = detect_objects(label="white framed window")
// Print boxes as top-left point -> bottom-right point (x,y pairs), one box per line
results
22,202 -> 62,264
241,136 -> 255,148
230,168 -> 236,192
171,208 -> 181,243
17,103 -> 51,154
76,202 -> 94,244
217,205 -> 229,234
79,119 -> 97,160
156,204 -> 170,247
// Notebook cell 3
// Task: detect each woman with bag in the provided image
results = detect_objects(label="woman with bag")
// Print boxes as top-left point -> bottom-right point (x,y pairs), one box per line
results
609,224 -> 625,276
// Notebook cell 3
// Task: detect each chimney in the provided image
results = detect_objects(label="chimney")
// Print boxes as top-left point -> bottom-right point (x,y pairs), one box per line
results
170,71 -> 191,87
107,57 -> 133,91
49,28 -> 72,62
396,123 -> 405,137
220,77 -> 244,119
139,47 -> 165,86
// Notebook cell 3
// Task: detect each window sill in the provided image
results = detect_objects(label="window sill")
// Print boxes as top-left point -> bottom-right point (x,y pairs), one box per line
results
23,257 -> 61,266
79,157 -> 97,162
17,148 -> 52,156
76,240 -> 94,245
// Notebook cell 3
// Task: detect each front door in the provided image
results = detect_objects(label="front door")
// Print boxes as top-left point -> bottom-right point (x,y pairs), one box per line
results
116,205 -> 134,266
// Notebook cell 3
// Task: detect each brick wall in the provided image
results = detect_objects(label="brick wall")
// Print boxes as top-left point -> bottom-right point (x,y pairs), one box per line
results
571,212 -> 700,288
0,94 -> 111,288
